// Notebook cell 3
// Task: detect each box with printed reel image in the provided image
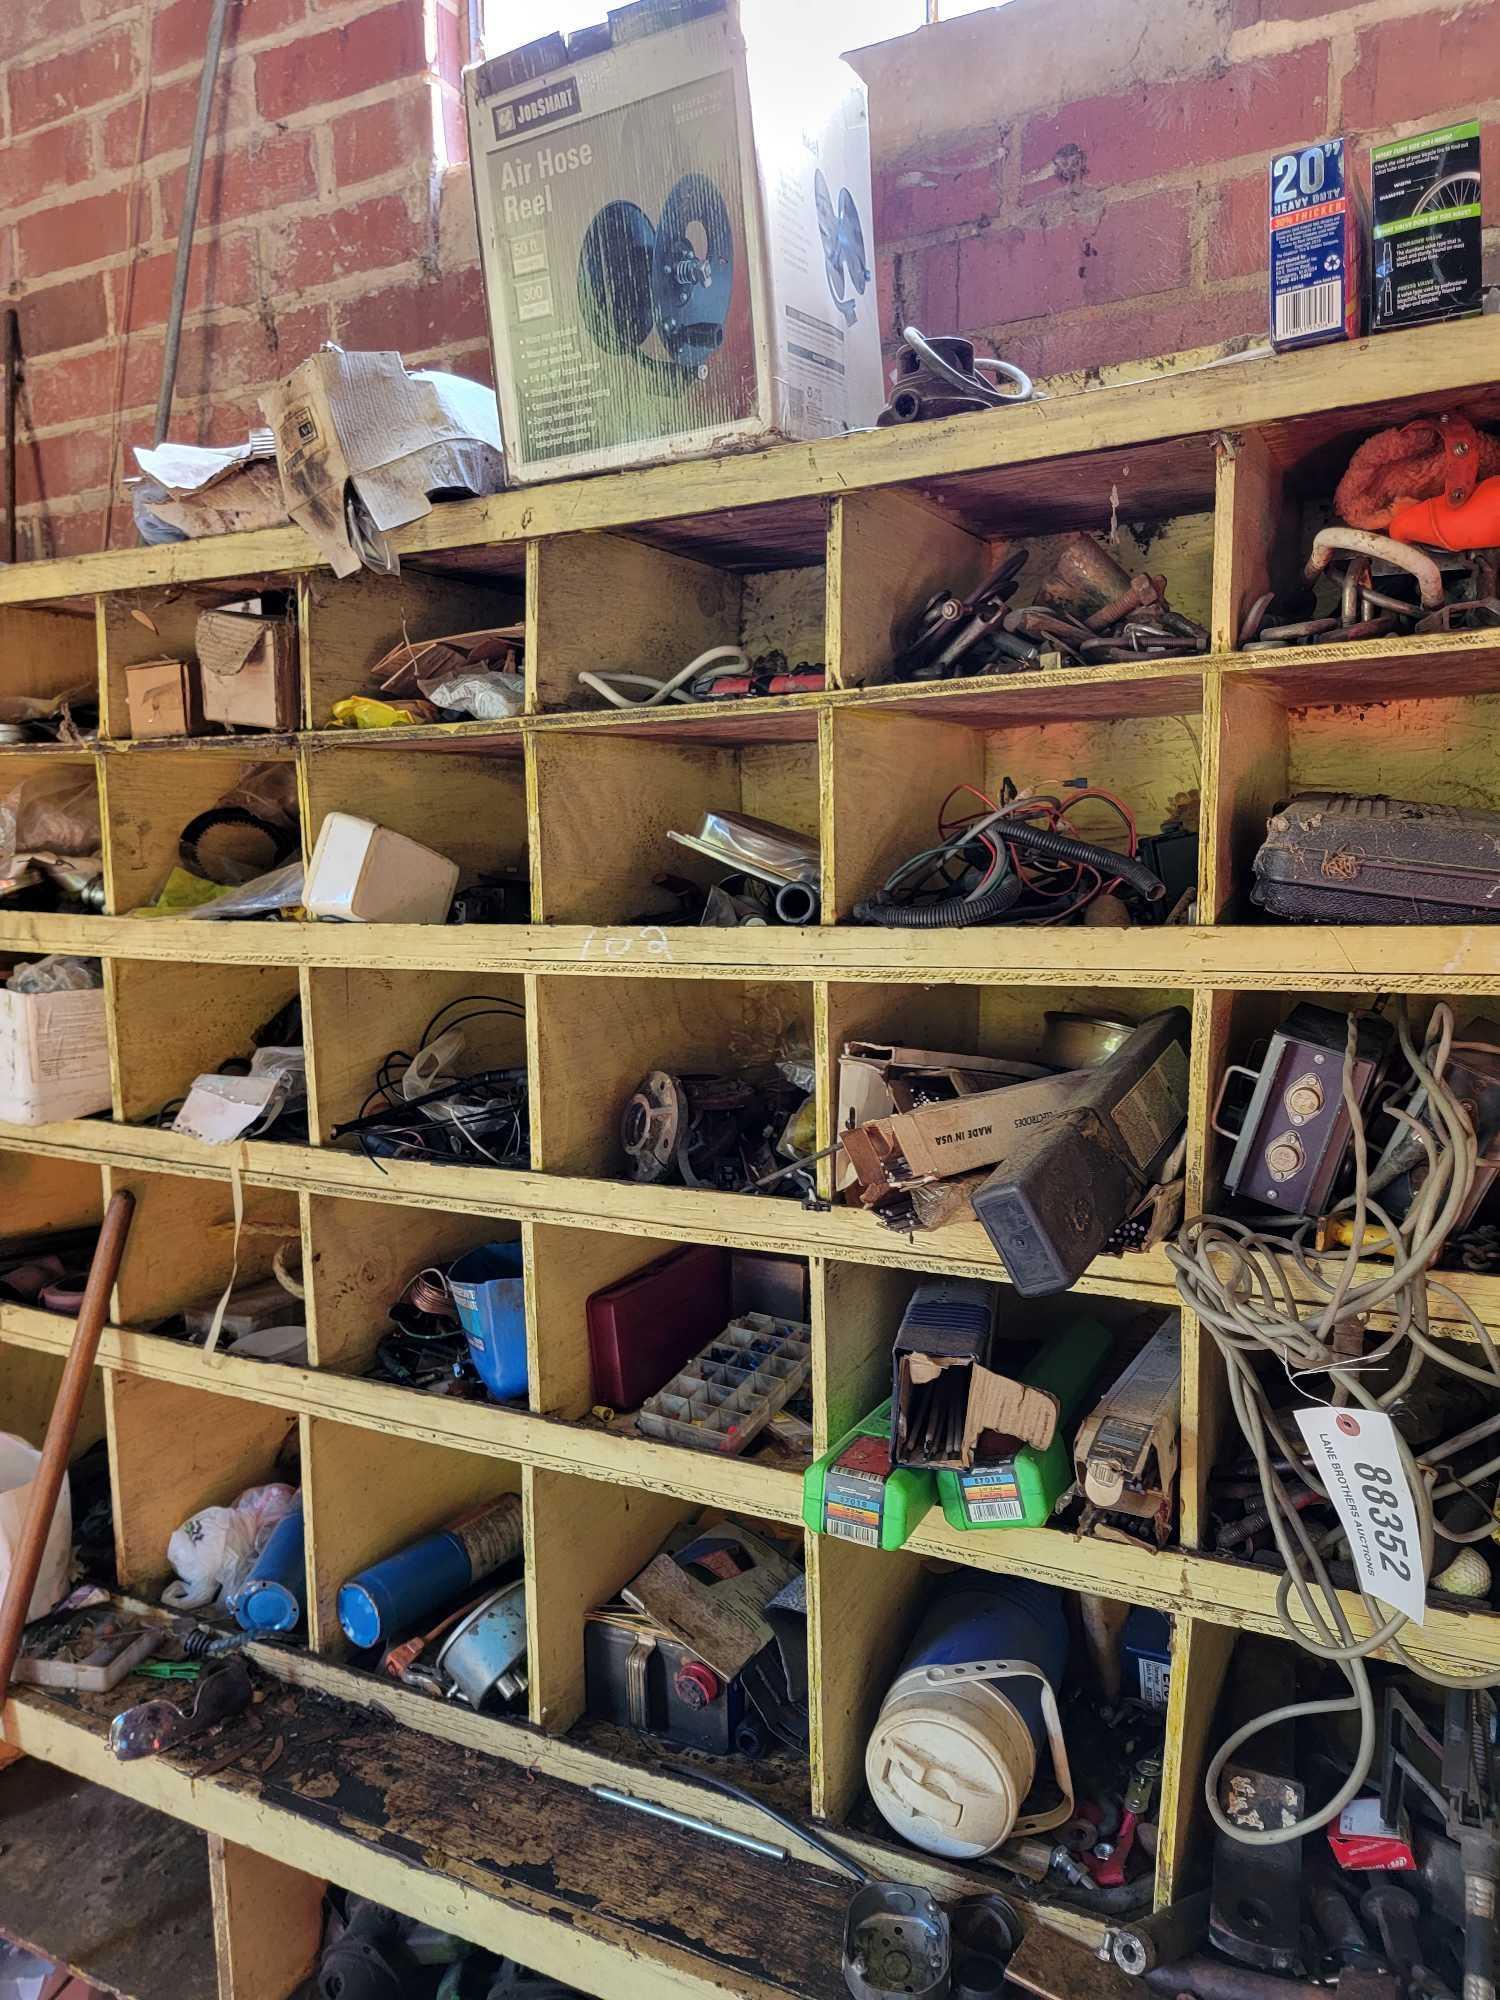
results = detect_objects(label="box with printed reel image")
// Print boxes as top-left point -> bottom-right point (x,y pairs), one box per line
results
465,0 -> 884,483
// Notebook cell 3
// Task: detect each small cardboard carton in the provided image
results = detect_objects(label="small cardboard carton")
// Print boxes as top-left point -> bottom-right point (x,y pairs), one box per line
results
195,610 -> 299,732
304,813 -> 459,925
124,657 -> 203,740
835,1041 -> 1049,1194
0,987 -> 112,1125
889,1278 -> 1058,1472
465,0 -> 883,483
261,348 -> 504,577
1074,1315 -> 1181,1534
1370,121 -> 1483,331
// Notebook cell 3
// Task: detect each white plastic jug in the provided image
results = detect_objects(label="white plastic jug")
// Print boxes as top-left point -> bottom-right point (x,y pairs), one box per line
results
0,1432 -> 72,1621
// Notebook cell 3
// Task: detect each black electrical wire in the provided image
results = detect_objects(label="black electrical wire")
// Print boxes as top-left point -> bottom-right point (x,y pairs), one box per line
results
854,817 -> 1165,927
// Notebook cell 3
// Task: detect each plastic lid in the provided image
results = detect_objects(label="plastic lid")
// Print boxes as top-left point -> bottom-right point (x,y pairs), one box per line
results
237,1580 -> 301,1634
865,1680 -> 1034,1859
338,1582 -> 382,1650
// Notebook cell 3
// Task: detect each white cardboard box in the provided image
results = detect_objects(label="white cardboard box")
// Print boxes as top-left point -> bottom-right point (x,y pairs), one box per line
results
304,814 -> 459,924
0,988 -> 112,1126
465,0 -> 883,483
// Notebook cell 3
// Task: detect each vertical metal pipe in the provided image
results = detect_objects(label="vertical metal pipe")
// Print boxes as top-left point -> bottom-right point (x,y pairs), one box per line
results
3,307 -> 19,565
153,0 -> 235,446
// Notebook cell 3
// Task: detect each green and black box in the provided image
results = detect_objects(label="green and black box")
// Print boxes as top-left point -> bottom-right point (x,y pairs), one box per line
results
1370,122 -> 1483,332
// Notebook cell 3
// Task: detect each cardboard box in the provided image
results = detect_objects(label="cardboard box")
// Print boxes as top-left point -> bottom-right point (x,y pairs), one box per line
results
124,657 -> 203,740
1268,138 -> 1364,350
304,813 -> 459,924
465,0 -> 883,484
836,1041 -> 1049,1194
1371,121 -> 1483,331
261,348 -> 504,578
0,987 -> 112,1125
889,1277 -> 1057,1472
196,610 -> 299,732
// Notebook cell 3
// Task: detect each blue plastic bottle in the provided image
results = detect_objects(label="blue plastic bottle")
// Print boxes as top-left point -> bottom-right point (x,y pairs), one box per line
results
235,1504 -> 306,1635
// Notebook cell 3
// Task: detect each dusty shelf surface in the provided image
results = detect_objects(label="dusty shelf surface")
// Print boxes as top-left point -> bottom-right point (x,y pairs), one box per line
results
0,1757 -> 218,2000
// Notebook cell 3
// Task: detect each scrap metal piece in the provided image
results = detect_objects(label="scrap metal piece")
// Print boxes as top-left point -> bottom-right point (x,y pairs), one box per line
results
1210,1638 -> 1304,1974
1108,1889 -> 1211,1975
109,1657 -> 253,1761
1305,528 -> 1445,609
843,1882 -> 951,2000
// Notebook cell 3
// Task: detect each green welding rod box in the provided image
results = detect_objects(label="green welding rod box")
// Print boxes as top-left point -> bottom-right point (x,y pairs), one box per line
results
803,1401 -> 936,1551
937,1315 -> 1113,1533
464,0 -> 884,485
1371,122 -> 1483,331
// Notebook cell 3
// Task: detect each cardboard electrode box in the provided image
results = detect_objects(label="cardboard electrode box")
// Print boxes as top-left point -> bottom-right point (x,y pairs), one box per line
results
465,0 -> 884,484
1371,122 -> 1483,331
1268,138 -> 1364,350
0,988 -> 112,1126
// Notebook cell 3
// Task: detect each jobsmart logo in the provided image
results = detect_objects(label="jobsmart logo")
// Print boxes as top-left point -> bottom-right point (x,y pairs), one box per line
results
493,77 -> 580,139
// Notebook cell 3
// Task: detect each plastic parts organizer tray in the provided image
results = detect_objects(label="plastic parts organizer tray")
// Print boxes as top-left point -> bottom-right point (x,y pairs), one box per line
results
636,1313 -> 812,1456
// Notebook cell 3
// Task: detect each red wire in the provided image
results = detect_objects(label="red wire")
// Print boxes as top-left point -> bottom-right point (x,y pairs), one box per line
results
934,782 -> 1140,921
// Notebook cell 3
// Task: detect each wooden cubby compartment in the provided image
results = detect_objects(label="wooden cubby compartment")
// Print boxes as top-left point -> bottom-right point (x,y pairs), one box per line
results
106,956 -> 301,1126
303,1192 -> 522,1376
821,978 -> 1194,1259
811,1544 -> 1173,1865
531,973 -> 813,1181
100,742 -> 299,915
527,1466 -> 811,1801
0,749 -> 101,912
303,967 -> 526,1149
105,1374 -> 300,1599
302,737 -> 529,915
0,1338 -> 107,1456
818,1260 -> 1174,1513
0,1148 -> 102,1241
99,582 -> 299,742
530,530 -> 826,714
303,1417 -> 522,1662
103,1165 -> 300,1336
1211,655 -> 1500,921
0,602 -> 97,716
527,1220 -> 810,1457
529,713 -> 820,926
826,681 -> 1203,923
298,565 -> 522,729
829,481 -> 1213,692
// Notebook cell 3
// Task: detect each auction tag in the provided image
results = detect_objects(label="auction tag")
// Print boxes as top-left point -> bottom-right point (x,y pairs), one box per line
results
1293,1407 -> 1426,1623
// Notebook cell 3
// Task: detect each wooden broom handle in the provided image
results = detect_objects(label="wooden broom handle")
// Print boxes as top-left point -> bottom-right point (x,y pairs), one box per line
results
0,1190 -> 135,1714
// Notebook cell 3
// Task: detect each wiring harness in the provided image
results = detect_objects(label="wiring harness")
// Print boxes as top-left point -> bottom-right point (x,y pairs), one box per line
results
332,996 -> 530,1171
852,782 -> 1165,927
1168,1001 -> 1500,1845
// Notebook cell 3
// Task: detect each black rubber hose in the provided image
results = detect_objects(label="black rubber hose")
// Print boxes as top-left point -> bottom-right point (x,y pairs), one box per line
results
853,819 -> 1166,927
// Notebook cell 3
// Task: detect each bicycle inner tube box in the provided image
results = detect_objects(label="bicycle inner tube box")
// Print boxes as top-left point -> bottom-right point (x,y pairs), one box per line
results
465,0 -> 882,483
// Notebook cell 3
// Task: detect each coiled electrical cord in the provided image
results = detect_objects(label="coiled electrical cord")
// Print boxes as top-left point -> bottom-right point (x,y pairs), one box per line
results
1169,1001 -> 1500,1845
853,790 -> 1165,927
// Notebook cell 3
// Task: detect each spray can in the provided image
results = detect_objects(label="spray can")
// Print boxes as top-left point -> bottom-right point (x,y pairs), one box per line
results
337,1494 -> 523,1651
865,1576 -> 1072,1859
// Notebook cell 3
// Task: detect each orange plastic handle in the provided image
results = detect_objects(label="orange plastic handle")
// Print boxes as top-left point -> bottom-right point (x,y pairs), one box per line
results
1389,474 -> 1500,552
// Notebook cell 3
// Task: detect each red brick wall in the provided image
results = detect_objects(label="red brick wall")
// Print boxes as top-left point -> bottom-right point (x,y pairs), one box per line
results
1,0 -> 479,557
2,0 -> 1497,558
854,0 -> 1499,384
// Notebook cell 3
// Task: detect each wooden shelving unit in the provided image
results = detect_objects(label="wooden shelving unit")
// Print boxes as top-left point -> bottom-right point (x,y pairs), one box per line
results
3,319 -> 1500,1999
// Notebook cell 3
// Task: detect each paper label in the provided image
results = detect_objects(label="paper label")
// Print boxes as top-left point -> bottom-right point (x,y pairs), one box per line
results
960,1461 -> 1025,1524
1293,1408 -> 1426,1623
824,1433 -> 888,1546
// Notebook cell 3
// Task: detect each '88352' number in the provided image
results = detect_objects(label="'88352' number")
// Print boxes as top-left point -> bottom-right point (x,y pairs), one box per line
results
1355,1460 -> 1412,1582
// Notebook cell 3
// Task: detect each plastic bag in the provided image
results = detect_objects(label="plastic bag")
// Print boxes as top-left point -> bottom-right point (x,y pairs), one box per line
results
0,1431 -> 72,1621
0,769 -> 101,875
419,668 -> 525,720
133,867 -> 232,918
162,1481 -> 298,1612
5,954 -> 102,993
185,860 -> 305,920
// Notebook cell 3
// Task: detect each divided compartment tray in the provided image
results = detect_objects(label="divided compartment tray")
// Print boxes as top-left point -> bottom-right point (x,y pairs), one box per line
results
635,1311 -> 812,1456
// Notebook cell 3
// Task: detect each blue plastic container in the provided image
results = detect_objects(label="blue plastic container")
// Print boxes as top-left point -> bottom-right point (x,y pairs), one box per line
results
235,1504 -> 306,1635
866,1576 -> 1069,1858
337,1494 -> 523,1651
448,1241 -> 527,1401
